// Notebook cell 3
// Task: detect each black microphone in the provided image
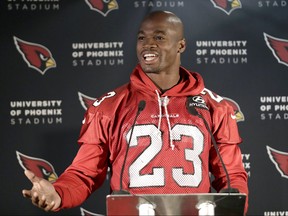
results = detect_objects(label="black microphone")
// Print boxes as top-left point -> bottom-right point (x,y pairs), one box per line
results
113,100 -> 146,195
186,97 -> 239,194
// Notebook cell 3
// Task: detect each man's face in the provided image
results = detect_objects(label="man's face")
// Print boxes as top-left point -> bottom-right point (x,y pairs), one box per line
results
136,15 -> 184,74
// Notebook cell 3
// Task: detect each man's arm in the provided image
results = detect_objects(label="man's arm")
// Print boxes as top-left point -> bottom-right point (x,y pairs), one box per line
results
210,143 -> 249,214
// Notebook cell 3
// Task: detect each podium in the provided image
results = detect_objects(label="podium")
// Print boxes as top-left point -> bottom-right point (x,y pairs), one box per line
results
106,193 -> 246,216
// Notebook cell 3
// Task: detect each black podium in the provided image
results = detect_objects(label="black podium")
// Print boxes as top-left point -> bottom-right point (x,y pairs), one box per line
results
106,193 -> 246,215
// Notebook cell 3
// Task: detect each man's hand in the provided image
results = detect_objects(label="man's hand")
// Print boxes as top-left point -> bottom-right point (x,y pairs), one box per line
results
22,170 -> 61,212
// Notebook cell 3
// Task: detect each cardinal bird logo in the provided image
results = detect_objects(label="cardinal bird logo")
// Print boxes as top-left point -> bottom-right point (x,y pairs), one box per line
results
13,36 -> 56,75
85,0 -> 118,16
78,91 -> 96,110
210,0 -> 242,15
16,151 -> 58,182
80,207 -> 101,216
264,33 -> 288,67
267,146 -> 288,179
223,97 -> 245,122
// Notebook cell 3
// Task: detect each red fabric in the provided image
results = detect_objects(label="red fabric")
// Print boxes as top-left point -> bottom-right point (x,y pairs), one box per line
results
53,64 -> 248,213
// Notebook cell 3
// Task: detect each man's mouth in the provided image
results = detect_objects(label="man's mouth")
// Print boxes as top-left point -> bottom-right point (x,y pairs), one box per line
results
143,53 -> 158,63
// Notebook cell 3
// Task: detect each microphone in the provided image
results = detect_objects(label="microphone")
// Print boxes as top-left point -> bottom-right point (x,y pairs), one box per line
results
113,100 -> 146,195
186,97 -> 239,194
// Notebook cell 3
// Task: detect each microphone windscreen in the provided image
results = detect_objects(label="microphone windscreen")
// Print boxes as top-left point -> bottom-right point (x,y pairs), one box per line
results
138,100 -> 146,112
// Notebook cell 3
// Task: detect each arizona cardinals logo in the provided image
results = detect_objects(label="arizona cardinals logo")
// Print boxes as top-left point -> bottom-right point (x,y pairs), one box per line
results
210,0 -> 242,15
14,36 -> 56,75
85,0 -> 118,16
78,91 -> 96,110
16,151 -> 58,182
267,146 -> 288,179
80,207 -> 101,216
223,97 -> 245,122
264,33 -> 288,67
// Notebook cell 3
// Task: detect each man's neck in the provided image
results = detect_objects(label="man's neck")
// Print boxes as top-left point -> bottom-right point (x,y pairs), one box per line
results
146,72 -> 181,92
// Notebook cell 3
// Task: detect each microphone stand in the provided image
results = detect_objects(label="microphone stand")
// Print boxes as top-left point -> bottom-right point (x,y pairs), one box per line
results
113,100 -> 146,195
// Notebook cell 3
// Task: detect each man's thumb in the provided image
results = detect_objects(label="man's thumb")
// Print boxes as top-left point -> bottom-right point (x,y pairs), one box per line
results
24,169 -> 37,182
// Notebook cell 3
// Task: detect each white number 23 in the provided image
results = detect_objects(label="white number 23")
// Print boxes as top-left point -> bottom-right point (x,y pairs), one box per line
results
127,124 -> 204,188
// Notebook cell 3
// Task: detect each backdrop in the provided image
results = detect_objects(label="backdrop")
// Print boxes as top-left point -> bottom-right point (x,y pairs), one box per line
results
1,0 -> 288,215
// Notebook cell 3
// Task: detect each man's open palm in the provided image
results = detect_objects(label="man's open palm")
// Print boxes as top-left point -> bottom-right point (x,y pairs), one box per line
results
22,170 -> 61,212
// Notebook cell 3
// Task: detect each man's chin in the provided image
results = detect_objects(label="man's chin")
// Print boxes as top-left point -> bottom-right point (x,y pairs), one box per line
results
140,64 -> 158,73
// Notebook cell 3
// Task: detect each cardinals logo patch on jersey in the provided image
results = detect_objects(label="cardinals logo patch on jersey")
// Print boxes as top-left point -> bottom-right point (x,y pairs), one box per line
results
223,97 -> 245,122
210,0 -> 242,15
264,33 -> 288,67
85,0 -> 118,16
16,151 -> 58,182
13,36 -> 56,75
267,146 -> 288,179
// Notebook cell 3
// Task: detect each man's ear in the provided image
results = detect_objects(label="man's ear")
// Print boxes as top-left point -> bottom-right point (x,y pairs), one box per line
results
178,38 -> 186,53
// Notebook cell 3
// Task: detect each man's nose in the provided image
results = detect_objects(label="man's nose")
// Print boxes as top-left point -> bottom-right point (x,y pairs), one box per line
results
142,37 -> 157,48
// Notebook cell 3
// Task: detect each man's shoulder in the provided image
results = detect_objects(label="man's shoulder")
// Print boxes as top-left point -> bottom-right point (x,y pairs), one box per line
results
91,83 -> 130,108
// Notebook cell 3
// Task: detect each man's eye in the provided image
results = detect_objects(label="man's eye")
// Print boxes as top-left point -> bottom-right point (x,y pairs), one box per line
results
155,36 -> 164,40
138,36 -> 144,41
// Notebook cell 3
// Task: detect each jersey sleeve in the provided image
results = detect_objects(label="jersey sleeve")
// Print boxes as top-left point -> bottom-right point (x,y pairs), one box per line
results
209,143 -> 249,214
53,106 -> 110,209
206,91 -> 248,214
212,98 -> 242,144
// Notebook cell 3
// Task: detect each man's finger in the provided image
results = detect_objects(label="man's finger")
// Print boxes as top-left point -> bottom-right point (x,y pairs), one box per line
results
22,189 -> 32,198
31,192 -> 40,207
24,170 -> 39,183
44,201 -> 55,212
38,195 -> 47,208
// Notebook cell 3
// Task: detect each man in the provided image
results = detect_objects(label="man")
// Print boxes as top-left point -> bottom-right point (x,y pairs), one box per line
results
22,10 -> 249,214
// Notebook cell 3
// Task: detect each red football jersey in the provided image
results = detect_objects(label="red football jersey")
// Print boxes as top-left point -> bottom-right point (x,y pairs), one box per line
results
53,64 -> 248,211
